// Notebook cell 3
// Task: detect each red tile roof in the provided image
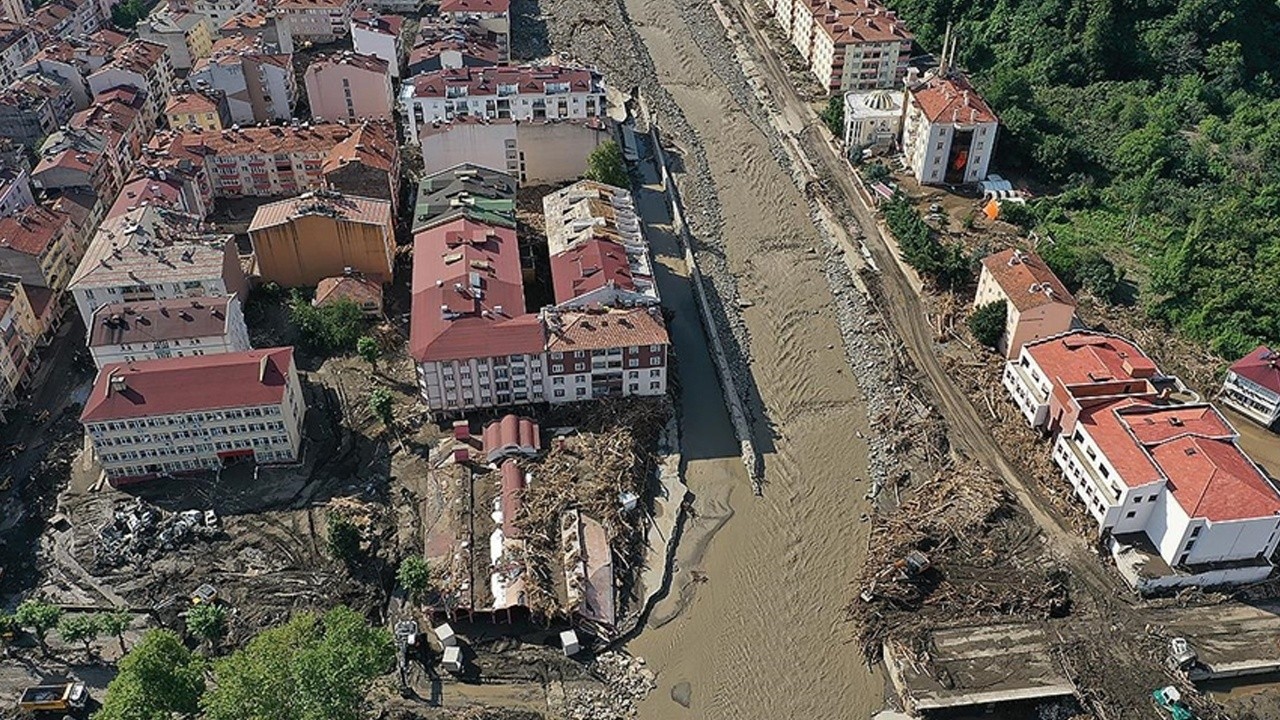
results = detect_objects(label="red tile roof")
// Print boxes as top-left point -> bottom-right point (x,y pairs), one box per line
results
314,274 -> 383,310
166,91 -> 220,117
81,347 -> 295,422
981,248 -> 1074,312
550,237 -> 635,304
805,0 -> 913,44
107,176 -> 187,218
351,10 -> 403,35
544,307 -> 668,353
910,71 -> 998,125
248,191 -> 392,231
409,65 -> 600,99
483,414 -> 540,462
439,0 -> 509,13
1229,346 -> 1280,395
88,297 -> 234,347
320,121 -> 398,174
410,217 -> 542,362
305,50 -> 389,76
500,459 -> 524,537
1026,331 -> 1160,391
0,205 -> 70,256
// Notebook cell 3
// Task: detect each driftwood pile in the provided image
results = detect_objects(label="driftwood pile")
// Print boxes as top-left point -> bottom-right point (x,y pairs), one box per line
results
848,458 -> 1071,661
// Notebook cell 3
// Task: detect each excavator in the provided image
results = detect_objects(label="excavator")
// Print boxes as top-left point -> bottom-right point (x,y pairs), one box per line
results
1152,686 -> 1197,720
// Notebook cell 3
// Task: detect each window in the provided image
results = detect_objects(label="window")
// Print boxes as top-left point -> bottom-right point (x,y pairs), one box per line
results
650,369 -> 661,377
1184,540 -> 1195,552
628,359 -> 639,368
574,362 -> 585,372
575,387 -> 586,396
650,381 -> 660,389
649,357 -> 661,366
551,364 -> 563,373
552,377 -> 564,385
1190,526 -> 1201,538
1098,465 -> 1110,478
628,371 -> 639,379
1133,496 -> 1142,504
1148,494 -> 1157,502
1125,511 -> 1136,519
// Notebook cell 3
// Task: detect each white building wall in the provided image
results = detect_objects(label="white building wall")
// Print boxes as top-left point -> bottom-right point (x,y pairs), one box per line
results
404,86 -> 605,142
351,24 -> 398,78
0,169 -> 35,218
89,295 -> 251,368
73,276 -> 234,329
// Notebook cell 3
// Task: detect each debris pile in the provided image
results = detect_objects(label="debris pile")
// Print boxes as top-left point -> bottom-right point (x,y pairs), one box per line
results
562,651 -> 656,720
847,459 -> 1070,660
94,500 -> 219,568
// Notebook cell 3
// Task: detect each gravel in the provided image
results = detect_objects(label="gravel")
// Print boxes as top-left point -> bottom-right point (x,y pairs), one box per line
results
561,651 -> 657,719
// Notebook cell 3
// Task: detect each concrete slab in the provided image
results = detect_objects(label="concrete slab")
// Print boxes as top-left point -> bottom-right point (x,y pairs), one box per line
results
1161,603 -> 1280,680
884,624 -> 1075,711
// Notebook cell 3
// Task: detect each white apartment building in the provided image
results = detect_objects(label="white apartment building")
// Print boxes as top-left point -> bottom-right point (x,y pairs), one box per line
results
168,0 -> 256,29
902,68 -> 998,185
351,10 -> 402,79
276,0 -> 354,42
86,40 -> 174,136
0,21 -> 38,89
417,117 -> 609,184
402,65 -> 606,142
189,36 -> 295,124
0,167 -> 34,218
87,294 -> 251,368
842,88 -> 902,150
1219,346 -> 1280,429
81,347 -> 306,484
67,204 -> 247,326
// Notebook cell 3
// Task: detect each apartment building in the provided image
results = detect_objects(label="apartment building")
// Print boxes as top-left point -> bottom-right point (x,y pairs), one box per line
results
248,191 -> 394,286
67,204 -> 246,325
0,0 -> 25,22
31,128 -> 117,197
71,90 -> 148,181
542,306 -> 668,401
20,40 -> 102,110
0,275 -> 40,415
86,39 -> 174,135
974,248 -> 1076,359
351,10 -> 402,79
402,65 -> 606,141
167,0 -> 255,29
418,117 -> 609,184
320,122 -> 400,208
0,73 -> 77,149
0,167 -> 34,219
409,18 -> 499,75
109,173 -> 209,220
842,88 -> 902,150
88,294 -> 250,367
902,68 -> 999,185
138,8 -> 215,71
1220,346 -> 1280,429
439,0 -> 509,60
189,35 -> 294,124
81,347 -> 306,484
0,21 -> 38,89
165,90 -> 233,131
411,163 -> 516,233
276,0 -> 354,42
303,51 -> 394,123
0,204 -> 83,297
219,11 -> 294,53
796,0 -> 912,93
544,180 -> 657,308
30,0 -> 102,43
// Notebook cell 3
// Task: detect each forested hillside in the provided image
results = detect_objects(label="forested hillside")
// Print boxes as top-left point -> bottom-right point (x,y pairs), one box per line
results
887,0 -> 1280,358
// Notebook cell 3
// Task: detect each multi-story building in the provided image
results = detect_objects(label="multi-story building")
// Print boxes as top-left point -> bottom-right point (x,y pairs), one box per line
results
87,294 -> 250,367
165,90 -> 232,131
303,51 -> 394,123
0,0 -> 26,22
30,0 -> 102,43
188,35 -> 294,124
320,122 -> 400,208
1219,346 -> 1280,429
167,0 -> 255,29
541,306 -> 668,401
0,21 -> 38,89
544,180 -> 658,309
0,167 -> 34,219
71,90 -> 147,184
67,204 -> 246,325
792,0 -> 912,93
902,67 -> 999,185
360,0 -> 420,13
248,190 -> 394,286
974,248 -> 1076,359
109,172 -> 209,220
218,11 -> 294,53
842,88 -> 902,150
275,0 -> 354,43
417,116 -> 610,184
411,163 -> 516,233
1003,331 -> 1174,435
80,346 -> 306,484
20,40 -> 100,110
0,276 -> 40,417
31,127 -> 117,196
402,65 -> 606,142
0,73 -> 78,149
0,204 -> 83,297
408,20 -> 501,75
86,39 -> 174,135
351,10 -> 402,78
138,9 -> 215,71
439,0 -> 509,60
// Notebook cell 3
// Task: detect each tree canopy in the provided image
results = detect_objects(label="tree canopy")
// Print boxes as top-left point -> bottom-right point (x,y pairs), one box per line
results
885,0 -> 1280,356
584,141 -> 629,188
289,294 -> 366,355
97,629 -> 206,720
968,300 -> 1008,348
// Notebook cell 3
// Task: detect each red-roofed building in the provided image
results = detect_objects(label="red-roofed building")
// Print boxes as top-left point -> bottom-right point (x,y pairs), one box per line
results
81,347 -> 306,484
1220,346 -> 1280,429
0,204 -> 82,298
481,413 -> 539,463
313,273 -> 383,317
439,0 -> 509,59
86,39 -> 174,135
276,0 -> 355,42
87,294 -> 251,368
781,0 -> 913,94
1003,331 -> 1172,435
902,68 -> 998,185
351,10 -> 403,79
189,35 -> 295,124
976,248 -> 1076,359
303,50 -> 394,123
543,180 -> 658,308
1052,397 -> 1280,587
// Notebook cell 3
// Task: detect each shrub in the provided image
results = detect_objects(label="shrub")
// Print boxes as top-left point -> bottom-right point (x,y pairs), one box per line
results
968,300 -> 1008,348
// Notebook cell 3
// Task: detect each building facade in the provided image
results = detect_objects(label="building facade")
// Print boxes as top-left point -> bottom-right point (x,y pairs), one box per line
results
418,117 -> 609,184
81,347 -> 306,484
276,0 -> 354,42
0,73 -> 77,149
350,10 -> 402,78
974,248 -> 1076,359
189,35 -> 295,124
167,0 -> 255,29
88,294 -> 251,367
219,11 -> 294,53
0,275 -> 41,415
86,40 -> 174,136
303,51 -> 394,123
165,90 -> 233,131
1219,346 -> 1280,429
0,204 -> 83,295
902,69 -> 999,185
842,89 -> 902,150
0,167 -> 34,219
138,9 -> 215,71
247,191 -> 394,286
0,21 -> 37,89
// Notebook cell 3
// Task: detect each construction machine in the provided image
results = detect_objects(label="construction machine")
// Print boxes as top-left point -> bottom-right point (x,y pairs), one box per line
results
1152,686 -> 1197,720
18,681 -> 87,713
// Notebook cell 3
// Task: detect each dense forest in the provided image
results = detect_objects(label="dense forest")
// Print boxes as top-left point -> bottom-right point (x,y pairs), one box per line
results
885,0 -> 1280,358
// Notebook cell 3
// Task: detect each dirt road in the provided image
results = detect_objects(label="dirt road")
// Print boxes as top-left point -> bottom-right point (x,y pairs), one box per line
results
620,28 -> 883,720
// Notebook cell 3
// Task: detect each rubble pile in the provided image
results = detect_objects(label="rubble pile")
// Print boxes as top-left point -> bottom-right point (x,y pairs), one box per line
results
94,500 -> 219,568
562,652 -> 655,720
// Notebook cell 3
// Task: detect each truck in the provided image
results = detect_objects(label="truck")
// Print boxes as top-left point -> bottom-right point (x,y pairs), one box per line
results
18,681 -> 87,713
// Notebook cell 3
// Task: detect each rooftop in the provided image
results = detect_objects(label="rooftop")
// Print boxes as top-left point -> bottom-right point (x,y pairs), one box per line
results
351,9 -> 403,35
248,191 -> 392,231
409,64 -> 602,99
544,306 -> 668,353
320,121 -> 397,175
88,296 -> 234,348
550,237 -> 636,304
412,163 -> 516,231
981,248 -> 1075,312
68,205 -> 235,290
439,0 -> 509,13
106,175 -> 190,219
81,347 -> 295,422
0,205 -> 71,257
196,35 -> 290,70
314,274 -> 382,309
1229,346 -> 1280,395
166,91 -> 221,118
909,70 -> 998,126
807,0 -> 914,44
305,50 -> 389,76
96,39 -> 168,77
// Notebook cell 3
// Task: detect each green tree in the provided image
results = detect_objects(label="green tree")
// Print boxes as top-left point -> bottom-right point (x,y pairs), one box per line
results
202,606 -> 394,720
187,603 -> 229,650
0,611 -> 17,648
356,336 -> 380,371
289,295 -> 366,354
368,387 -> 393,428
863,162 -> 890,183
16,599 -> 62,653
57,614 -> 101,658
98,609 -> 133,654
1077,250 -> 1122,302
97,629 -> 205,720
396,555 -> 431,603
820,95 -> 844,138
326,512 -> 361,562
584,140 -> 628,188
110,0 -> 147,29
968,300 -> 1008,348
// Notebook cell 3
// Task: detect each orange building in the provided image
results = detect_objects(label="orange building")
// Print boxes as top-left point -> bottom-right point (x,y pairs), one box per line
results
248,190 -> 393,287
